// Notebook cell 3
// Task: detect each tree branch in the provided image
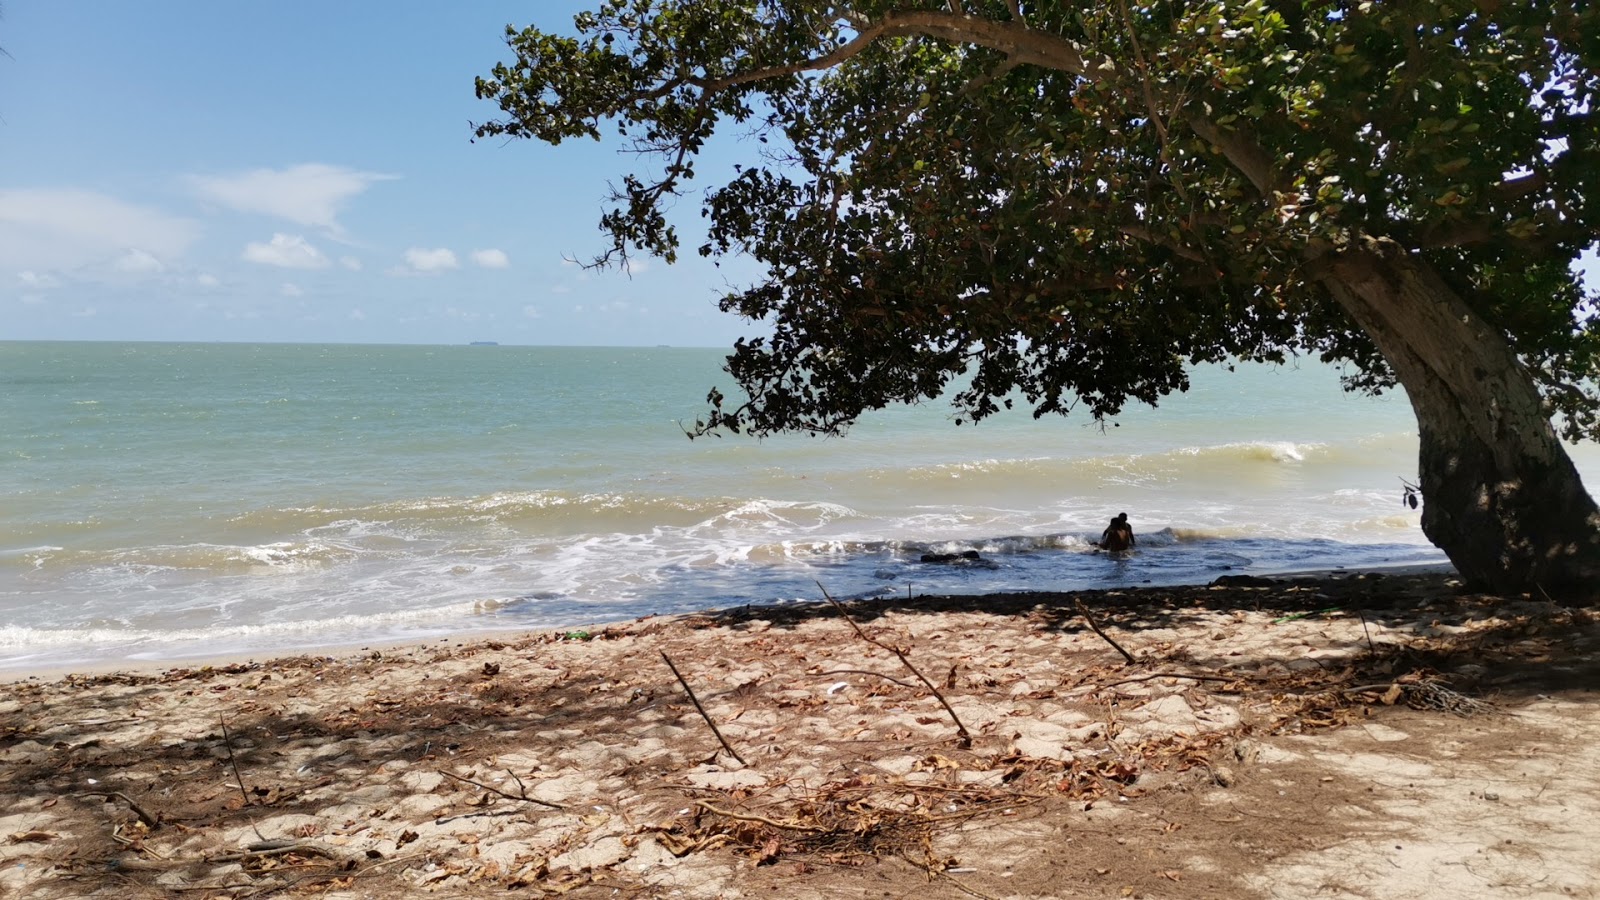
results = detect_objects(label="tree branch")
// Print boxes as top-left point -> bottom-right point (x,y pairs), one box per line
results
1117,0 -> 1189,202
683,10 -> 1091,98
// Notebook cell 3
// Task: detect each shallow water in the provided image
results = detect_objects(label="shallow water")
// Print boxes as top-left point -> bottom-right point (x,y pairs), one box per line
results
3,341 -> 1593,671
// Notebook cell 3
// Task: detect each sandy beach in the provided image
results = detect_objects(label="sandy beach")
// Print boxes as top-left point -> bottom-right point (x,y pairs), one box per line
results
4,570 -> 1598,899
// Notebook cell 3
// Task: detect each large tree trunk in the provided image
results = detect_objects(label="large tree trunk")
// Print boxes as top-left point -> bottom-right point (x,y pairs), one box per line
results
1318,237 -> 1600,594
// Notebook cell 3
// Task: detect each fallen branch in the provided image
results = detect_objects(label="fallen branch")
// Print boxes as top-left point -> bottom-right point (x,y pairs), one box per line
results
661,651 -> 747,765
438,769 -> 565,810
1075,600 -> 1137,665
820,583 -> 971,748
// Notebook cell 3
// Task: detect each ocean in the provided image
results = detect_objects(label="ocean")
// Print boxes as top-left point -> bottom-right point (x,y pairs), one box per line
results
5,341 -> 1595,672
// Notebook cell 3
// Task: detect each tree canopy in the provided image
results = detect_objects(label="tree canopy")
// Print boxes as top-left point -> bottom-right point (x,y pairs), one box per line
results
476,1 -> 1600,590
477,0 -> 1598,435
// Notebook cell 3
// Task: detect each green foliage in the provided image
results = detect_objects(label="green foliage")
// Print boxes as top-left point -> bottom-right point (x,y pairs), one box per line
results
476,0 -> 1600,440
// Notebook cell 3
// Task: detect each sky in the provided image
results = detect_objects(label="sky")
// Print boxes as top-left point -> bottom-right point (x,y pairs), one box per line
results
2,4 -> 1595,348
0,1 -> 764,346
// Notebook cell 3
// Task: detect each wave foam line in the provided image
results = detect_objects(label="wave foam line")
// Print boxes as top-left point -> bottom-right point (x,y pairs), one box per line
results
0,595 -> 535,651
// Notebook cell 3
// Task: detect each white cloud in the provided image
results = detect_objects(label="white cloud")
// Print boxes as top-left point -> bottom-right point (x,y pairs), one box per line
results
622,258 -> 650,275
549,284 -> 572,294
280,283 -> 304,297
244,233 -> 330,269
19,294 -> 44,305
187,163 -> 396,234
339,256 -> 363,271
114,249 -> 166,274
0,188 -> 199,270
349,308 -> 366,321
522,305 -> 542,319
472,248 -> 510,269
19,271 -> 60,288
400,247 -> 459,274
71,306 -> 98,318
196,273 -> 220,288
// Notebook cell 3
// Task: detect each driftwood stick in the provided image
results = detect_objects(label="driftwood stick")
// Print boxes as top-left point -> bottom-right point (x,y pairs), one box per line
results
1075,599 -> 1137,665
219,716 -> 267,841
661,651 -> 747,766
437,769 -> 565,810
80,790 -> 161,830
820,583 -> 971,749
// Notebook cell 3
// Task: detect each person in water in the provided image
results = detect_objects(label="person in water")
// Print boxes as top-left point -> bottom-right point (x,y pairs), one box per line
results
1099,512 -> 1136,552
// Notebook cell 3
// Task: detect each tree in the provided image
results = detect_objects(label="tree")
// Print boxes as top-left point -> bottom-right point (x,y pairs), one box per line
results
475,1 -> 1600,593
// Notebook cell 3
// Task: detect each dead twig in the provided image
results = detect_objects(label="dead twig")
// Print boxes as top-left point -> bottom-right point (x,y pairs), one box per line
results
210,840 -> 349,864
1095,671 -> 1247,689
820,583 -> 971,748
79,790 -> 161,830
1075,599 -> 1138,665
226,850 -> 431,900
42,716 -> 143,732
220,715 -> 266,841
662,651 -> 748,766
694,800 -> 828,833
438,769 -> 565,810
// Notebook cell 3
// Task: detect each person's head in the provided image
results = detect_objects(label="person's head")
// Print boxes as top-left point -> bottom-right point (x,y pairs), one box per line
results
1116,512 -> 1127,523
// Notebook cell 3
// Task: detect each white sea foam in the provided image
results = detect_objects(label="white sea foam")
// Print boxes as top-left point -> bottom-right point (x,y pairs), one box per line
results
0,545 -> 64,558
0,599 -> 487,651
1175,440 -> 1316,463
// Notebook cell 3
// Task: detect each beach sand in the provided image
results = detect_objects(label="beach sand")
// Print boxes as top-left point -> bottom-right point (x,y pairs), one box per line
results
3,570 -> 1598,899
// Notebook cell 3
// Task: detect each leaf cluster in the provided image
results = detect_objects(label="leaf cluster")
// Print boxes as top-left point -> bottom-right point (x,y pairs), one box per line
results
477,0 -> 1600,440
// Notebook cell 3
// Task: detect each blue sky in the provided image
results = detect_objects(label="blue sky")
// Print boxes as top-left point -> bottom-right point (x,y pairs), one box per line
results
0,2 -> 762,346
3,4 -> 1594,347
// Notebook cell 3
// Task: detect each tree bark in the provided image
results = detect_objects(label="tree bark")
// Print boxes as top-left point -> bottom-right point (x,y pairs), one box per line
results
1318,237 -> 1600,594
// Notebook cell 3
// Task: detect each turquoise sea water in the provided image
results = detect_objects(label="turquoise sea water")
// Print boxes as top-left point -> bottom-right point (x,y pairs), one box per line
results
5,341 -> 1596,672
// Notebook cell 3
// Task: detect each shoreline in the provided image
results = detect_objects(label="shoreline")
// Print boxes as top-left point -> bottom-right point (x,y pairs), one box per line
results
2,561 -> 1457,685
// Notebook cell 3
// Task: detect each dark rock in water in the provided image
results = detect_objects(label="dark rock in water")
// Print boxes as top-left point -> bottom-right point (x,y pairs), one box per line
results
1210,574 -> 1277,588
920,550 -> 982,564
